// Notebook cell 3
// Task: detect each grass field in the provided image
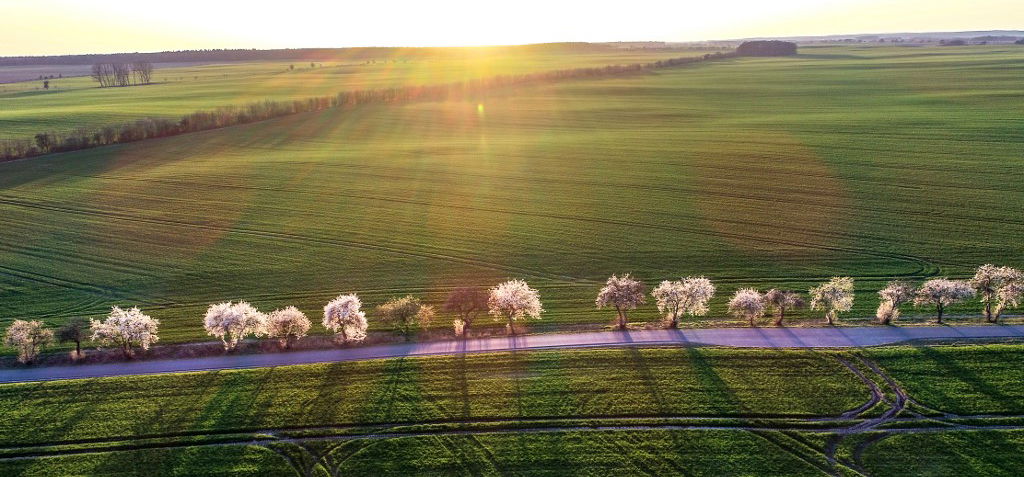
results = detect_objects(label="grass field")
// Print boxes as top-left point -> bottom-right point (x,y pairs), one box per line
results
1,45 -> 1023,343
0,49 -> 703,140
0,344 -> 1022,475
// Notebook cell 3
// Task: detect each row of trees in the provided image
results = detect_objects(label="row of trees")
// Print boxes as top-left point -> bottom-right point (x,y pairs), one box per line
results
90,62 -> 154,87
2,280 -> 543,364
5,265 -> 1020,364
593,265 -> 1021,328
1,51 -> 735,161
3,306 -> 157,364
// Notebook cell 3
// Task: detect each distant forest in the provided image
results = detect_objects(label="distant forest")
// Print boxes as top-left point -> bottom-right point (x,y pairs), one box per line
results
0,43 -> 685,67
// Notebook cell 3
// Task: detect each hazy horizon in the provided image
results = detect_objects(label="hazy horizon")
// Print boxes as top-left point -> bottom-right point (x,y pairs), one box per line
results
5,0 -> 1024,56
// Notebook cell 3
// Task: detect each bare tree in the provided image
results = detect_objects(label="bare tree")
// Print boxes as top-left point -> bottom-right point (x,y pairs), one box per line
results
57,317 -> 90,360
595,274 -> 646,330
443,287 -> 488,338
764,289 -> 805,326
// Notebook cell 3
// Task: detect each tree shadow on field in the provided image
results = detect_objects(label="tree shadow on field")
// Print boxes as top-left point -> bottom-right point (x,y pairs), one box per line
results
675,330 -> 745,416
911,344 -> 1014,414
454,340 -> 471,420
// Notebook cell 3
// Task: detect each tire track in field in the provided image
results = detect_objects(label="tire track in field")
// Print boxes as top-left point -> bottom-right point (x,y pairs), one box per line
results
3,416 -> 1022,465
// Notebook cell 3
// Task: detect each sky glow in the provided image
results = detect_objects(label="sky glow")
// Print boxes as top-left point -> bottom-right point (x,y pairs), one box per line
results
4,0 -> 1023,55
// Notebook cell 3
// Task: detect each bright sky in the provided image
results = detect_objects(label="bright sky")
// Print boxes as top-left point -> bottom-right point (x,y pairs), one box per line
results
5,0 -> 1023,56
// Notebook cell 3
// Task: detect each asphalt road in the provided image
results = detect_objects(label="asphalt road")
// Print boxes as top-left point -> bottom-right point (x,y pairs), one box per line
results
2,325 -> 1022,384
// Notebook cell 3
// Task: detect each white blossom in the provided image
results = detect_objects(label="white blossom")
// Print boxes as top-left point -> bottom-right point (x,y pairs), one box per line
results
595,274 -> 646,330
971,264 -> 1023,322
996,282 -> 1024,320
323,294 -> 368,343
91,306 -> 159,358
488,279 -> 543,335
915,278 -> 975,323
809,277 -> 855,325
728,288 -> 765,326
3,320 -> 53,364
266,306 -> 311,349
876,280 -> 916,324
453,318 -> 467,338
203,301 -> 267,351
651,277 -> 715,328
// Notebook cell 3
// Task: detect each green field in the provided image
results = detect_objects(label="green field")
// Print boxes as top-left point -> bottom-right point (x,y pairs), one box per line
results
1,45 -> 1024,342
0,48 -> 701,140
0,344 -> 1022,475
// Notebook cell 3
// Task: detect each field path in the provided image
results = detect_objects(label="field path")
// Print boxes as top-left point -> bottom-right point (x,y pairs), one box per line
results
2,325 -> 1023,384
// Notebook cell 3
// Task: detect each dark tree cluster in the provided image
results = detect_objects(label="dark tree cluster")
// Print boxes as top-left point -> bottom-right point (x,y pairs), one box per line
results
2,51 -> 737,162
90,62 -> 154,87
736,40 -> 798,57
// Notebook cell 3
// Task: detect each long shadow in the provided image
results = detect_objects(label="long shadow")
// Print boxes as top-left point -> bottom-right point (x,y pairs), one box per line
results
909,343 -> 1015,414
454,340 -> 471,420
679,344 -> 746,416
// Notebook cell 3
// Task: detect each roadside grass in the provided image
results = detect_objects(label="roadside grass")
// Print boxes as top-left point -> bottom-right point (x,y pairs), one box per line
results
866,344 -> 1024,415
1,344 -> 1024,474
1,45 -> 1022,343
0,347 -> 865,447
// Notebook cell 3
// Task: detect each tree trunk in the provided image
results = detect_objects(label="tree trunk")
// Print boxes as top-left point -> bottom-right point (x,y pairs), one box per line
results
340,327 -> 348,343
507,315 -> 516,336
615,305 -> 626,330
936,303 -> 944,324
774,309 -> 785,327
749,315 -> 755,327
825,312 -> 834,326
985,299 -> 994,322
669,314 -> 678,329
74,340 -> 81,358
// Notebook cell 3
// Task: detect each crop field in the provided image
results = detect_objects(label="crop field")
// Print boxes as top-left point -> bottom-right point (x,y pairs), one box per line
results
1,45 -> 1023,342
0,48 -> 702,140
0,344 -> 1022,475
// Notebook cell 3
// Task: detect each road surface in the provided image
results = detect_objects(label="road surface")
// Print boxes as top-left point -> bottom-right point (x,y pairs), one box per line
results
2,325 -> 1022,384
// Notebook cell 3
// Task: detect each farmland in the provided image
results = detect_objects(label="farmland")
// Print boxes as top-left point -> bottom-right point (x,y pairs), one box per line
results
0,48 -> 705,140
0,344 -> 1023,475
1,45 -> 1024,344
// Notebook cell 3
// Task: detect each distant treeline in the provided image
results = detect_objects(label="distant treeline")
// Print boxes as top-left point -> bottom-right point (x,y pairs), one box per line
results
90,62 -> 154,87
736,41 -> 798,57
0,43 -> 639,67
1,51 -> 737,162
